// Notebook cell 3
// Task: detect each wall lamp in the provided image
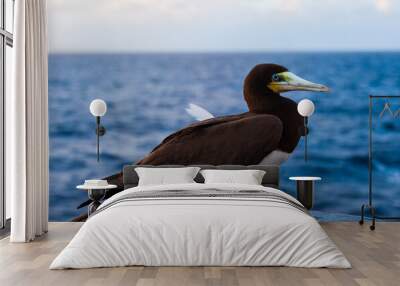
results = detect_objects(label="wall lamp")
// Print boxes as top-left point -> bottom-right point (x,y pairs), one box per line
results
297,99 -> 315,162
89,99 -> 107,162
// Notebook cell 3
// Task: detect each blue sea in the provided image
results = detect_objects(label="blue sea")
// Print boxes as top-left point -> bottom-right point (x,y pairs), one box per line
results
48,52 -> 400,221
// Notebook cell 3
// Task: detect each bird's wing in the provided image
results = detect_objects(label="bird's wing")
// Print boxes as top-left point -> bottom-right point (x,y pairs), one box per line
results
186,103 -> 214,121
138,114 -> 283,166
145,114 -> 248,154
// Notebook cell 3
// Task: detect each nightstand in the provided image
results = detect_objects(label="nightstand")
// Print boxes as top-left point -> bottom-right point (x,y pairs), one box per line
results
289,177 -> 321,210
77,183 -> 117,216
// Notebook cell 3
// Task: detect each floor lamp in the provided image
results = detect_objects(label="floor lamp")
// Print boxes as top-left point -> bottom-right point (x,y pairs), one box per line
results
297,99 -> 315,162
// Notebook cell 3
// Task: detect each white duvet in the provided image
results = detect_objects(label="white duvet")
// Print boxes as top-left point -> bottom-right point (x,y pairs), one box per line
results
50,183 -> 350,269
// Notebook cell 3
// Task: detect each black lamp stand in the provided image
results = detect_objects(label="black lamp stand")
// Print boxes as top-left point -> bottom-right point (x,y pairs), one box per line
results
303,116 -> 310,162
95,116 -> 106,162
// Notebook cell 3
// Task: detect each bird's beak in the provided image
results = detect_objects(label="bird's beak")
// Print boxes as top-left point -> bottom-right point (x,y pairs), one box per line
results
268,71 -> 330,93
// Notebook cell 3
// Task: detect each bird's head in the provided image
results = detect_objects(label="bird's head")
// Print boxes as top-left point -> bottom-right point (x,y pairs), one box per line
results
244,63 -> 329,112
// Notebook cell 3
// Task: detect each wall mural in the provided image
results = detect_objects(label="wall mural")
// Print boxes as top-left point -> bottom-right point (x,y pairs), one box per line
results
49,53 -> 400,222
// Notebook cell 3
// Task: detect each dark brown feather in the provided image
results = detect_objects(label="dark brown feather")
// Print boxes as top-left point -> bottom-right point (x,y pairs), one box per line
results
138,113 -> 283,165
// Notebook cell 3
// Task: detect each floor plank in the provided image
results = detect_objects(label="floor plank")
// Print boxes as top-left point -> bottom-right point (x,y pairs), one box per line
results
0,222 -> 399,286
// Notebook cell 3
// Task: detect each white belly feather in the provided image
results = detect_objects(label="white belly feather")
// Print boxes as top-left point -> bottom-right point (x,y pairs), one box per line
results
258,150 -> 290,165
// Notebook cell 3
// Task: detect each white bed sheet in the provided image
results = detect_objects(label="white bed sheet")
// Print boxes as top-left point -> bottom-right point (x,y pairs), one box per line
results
50,183 -> 350,269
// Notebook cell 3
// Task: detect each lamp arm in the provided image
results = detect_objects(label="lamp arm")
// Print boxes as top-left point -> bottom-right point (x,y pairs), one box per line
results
298,124 -> 309,137
95,116 -> 107,162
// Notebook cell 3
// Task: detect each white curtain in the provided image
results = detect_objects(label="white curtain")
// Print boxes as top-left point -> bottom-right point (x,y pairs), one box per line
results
7,0 -> 49,242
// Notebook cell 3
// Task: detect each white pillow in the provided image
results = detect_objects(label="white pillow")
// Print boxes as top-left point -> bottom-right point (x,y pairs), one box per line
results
135,167 -> 200,186
200,169 -> 266,185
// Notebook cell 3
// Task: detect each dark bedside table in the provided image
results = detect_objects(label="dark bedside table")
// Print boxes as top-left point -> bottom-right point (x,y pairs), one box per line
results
77,184 -> 117,216
289,176 -> 321,210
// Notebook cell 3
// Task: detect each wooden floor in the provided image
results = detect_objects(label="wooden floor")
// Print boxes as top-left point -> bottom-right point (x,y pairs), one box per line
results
0,222 -> 399,286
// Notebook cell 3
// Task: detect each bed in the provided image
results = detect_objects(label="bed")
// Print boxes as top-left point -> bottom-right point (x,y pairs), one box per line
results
50,165 -> 350,269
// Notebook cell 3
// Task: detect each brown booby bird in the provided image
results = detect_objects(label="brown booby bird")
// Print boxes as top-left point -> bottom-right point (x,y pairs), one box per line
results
137,63 -> 328,165
74,64 -> 328,217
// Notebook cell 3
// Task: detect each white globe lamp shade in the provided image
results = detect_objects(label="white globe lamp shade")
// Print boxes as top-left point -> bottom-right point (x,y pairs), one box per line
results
90,99 -> 107,117
297,99 -> 315,117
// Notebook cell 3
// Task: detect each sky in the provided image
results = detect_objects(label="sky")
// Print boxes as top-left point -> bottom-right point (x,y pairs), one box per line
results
47,0 -> 400,53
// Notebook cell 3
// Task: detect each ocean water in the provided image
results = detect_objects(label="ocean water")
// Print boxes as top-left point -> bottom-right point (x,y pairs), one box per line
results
48,52 -> 400,221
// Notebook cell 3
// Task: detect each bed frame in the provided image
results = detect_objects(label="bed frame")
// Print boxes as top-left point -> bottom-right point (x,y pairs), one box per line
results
123,165 -> 280,189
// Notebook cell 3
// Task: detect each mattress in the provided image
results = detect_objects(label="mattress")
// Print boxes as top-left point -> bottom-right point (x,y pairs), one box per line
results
50,183 -> 350,269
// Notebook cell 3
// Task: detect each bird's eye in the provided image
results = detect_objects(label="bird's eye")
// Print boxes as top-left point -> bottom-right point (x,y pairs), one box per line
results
272,74 -> 281,82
